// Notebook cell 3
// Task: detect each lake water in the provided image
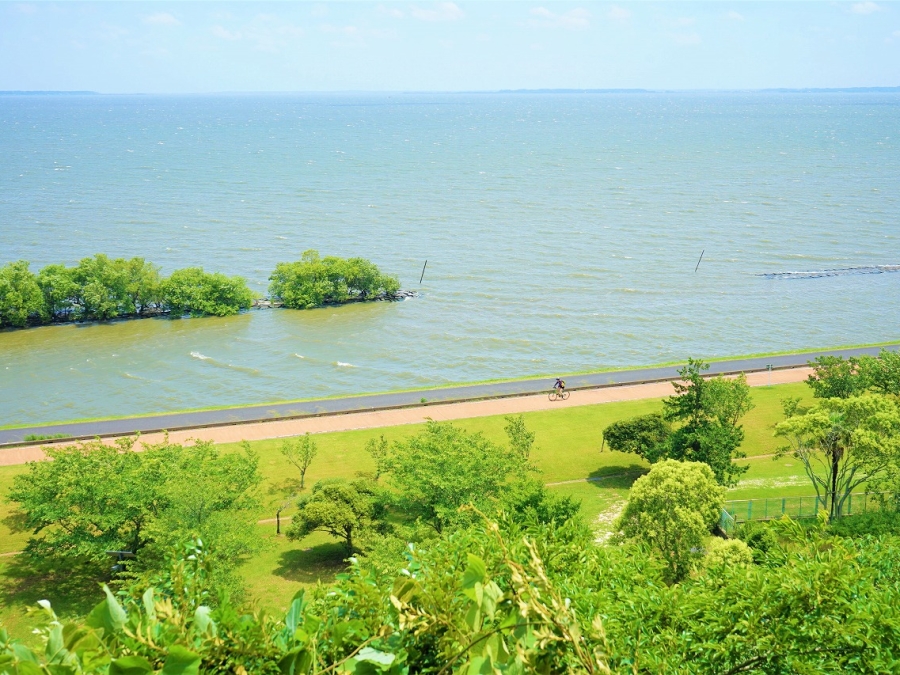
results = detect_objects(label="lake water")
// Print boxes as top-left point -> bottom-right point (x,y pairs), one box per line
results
1,92 -> 898,425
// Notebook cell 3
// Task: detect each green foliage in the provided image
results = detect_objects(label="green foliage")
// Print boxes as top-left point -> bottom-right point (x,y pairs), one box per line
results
735,520 -> 780,563
827,509 -> 900,538
859,349 -> 900,396
6,510 -> 900,674
384,421 -> 531,532
22,433 -> 70,441
364,435 -> 390,482
2,255 -> 251,326
703,537 -> 753,569
503,414 -> 536,460
0,260 -> 46,328
281,434 -> 318,490
7,437 -> 261,582
268,250 -> 400,309
160,267 -> 253,317
602,412 -> 670,460
286,478 -> 379,554
617,460 -> 725,582
775,394 -> 900,519
805,355 -> 867,399
603,359 -> 753,485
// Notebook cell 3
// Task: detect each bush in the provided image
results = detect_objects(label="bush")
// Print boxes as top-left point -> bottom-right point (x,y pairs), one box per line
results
269,250 -> 400,309
616,459 -> 725,581
828,510 -> 900,538
704,537 -> 753,568
160,267 -> 254,317
0,260 -> 46,328
735,520 -> 780,563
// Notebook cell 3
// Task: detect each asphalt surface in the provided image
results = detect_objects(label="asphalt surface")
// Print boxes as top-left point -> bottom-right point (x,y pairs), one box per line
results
1,344 -> 896,447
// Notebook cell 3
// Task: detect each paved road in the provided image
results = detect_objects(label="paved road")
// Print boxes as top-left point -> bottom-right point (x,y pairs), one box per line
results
1,345 -> 896,446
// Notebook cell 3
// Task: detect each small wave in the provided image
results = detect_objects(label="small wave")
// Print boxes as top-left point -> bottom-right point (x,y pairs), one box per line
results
190,351 -> 212,361
294,353 -> 305,359
335,361 -> 356,368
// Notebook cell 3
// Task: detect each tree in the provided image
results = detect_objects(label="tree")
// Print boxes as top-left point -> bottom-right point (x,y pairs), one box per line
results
122,257 -> 161,315
36,263 -> 78,321
504,414 -> 536,459
616,459 -> 725,582
364,434 -> 390,481
774,394 -> 900,519
602,413 -> 671,461
805,355 -> 867,399
281,433 -> 318,490
385,421 -> 531,532
69,254 -> 130,321
661,359 -> 753,485
858,349 -> 900,396
269,250 -> 400,309
161,267 -> 253,316
286,478 -> 377,553
8,437 -> 262,576
0,260 -> 46,328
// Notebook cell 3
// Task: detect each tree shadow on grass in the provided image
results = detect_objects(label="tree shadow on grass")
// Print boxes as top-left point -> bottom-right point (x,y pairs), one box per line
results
272,542 -> 348,585
586,464 -> 648,490
0,554 -> 105,633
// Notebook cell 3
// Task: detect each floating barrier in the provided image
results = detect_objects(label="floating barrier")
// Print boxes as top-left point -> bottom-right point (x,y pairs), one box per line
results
759,265 -> 900,280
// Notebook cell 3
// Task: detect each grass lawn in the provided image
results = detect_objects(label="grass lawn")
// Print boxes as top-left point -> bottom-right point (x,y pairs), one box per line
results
0,380 -> 818,638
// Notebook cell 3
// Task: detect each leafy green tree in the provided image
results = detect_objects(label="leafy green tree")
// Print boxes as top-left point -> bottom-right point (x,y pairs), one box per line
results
602,412 -> 671,460
286,478 -> 377,554
121,257 -> 161,315
805,355 -> 867,399
661,359 -> 753,485
269,250 -> 400,309
858,349 -> 900,396
69,254 -> 131,320
0,260 -> 46,328
616,459 -> 725,582
504,414 -> 536,459
281,433 -> 318,490
36,263 -> 78,321
8,437 -> 261,576
385,421 -> 531,532
161,267 -> 253,316
364,434 -> 390,481
775,394 -> 900,519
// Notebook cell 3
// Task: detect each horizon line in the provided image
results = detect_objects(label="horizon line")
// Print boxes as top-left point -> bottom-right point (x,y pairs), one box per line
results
2,86 -> 900,96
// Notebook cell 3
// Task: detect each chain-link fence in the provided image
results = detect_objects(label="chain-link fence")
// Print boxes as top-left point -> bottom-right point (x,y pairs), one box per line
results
719,491 -> 895,536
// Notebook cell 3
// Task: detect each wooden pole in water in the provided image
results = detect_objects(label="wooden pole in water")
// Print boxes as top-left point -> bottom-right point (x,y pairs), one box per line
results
695,250 -> 705,273
419,260 -> 428,284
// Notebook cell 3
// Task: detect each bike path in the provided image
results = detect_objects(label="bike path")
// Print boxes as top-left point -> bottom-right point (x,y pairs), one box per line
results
1,345 -> 896,447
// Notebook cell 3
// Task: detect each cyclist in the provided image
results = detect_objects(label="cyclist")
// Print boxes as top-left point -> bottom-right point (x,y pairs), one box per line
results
553,378 -> 566,394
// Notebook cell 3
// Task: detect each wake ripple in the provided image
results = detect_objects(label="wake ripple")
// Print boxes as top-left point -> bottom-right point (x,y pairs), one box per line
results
759,265 -> 900,280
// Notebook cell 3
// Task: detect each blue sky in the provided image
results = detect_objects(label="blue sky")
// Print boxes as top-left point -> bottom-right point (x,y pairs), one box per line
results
2,2 -> 899,92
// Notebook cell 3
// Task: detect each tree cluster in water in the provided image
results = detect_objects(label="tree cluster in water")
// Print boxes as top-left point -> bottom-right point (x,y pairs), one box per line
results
0,250 -> 400,329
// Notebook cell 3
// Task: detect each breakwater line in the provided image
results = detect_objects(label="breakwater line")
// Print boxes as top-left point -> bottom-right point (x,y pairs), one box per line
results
759,265 -> 900,280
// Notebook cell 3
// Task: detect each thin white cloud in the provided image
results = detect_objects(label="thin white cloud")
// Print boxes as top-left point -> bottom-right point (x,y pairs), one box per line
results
15,4 -> 37,15
726,11 -> 745,21
142,12 -> 181,27
378,4 -> 405,19
211,25 -> 241,40
529,6 -> 591,30
608,6 -> 631,21
410,2 -> 464,22
673,32 -> 701,46
894,29 -> 900,36
851,2 -> 880,14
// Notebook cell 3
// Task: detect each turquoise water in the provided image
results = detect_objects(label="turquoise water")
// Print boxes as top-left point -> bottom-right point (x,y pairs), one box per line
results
1,92 -> 898,425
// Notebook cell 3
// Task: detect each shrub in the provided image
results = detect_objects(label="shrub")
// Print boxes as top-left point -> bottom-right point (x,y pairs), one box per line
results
704,537 -> 753,568
269,250 -> 400,309
735,520 -> 780,563
160,267 -> 253,316
616,459 -> 725,581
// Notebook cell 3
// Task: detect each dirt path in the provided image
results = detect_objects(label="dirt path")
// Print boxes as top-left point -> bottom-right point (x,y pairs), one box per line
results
0,366 -> 811,467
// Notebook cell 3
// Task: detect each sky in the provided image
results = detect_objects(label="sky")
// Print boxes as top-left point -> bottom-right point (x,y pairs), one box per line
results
1,1 -> 899,92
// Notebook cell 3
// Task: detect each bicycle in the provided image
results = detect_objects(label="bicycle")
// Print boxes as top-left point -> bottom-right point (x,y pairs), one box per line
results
548,388 -> 570,401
